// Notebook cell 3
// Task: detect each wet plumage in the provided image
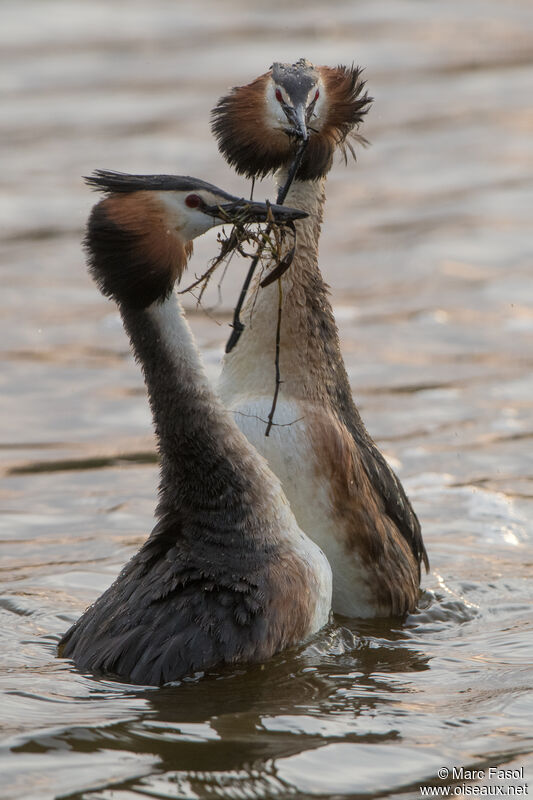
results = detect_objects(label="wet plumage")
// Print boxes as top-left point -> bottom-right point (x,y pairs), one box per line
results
59,172 -> 331,684
212,62 -> 429,617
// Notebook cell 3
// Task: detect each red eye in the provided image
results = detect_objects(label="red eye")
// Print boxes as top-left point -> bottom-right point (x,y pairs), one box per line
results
185,194 -> 201,209
314,89 -> 319,101
275,88 -> 283,103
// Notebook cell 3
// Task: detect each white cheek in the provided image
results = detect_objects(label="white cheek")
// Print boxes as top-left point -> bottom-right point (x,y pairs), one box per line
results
157,193 -> 214,241
264,84 -> 288,130
182,213 -> 215,240
310,91 -> 327,130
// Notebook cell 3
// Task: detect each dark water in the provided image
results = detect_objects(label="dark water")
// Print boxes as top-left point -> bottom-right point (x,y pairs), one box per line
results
1,1 -> 533,798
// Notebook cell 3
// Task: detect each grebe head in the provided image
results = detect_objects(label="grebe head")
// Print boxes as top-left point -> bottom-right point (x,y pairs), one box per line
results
84,170 -> 307,308
211,58 -> 372,181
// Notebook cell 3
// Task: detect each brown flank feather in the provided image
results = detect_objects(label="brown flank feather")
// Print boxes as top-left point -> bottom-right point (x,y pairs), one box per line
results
309,409 -> 420,616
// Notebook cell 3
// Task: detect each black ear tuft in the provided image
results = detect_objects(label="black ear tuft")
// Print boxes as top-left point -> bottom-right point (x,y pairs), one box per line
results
85,202 -> 175,309
211,74 -> 292,180
324,64 -> 372,144
85,170 -> 136,193
84,170 -> 227,195
293,64 -> 372,179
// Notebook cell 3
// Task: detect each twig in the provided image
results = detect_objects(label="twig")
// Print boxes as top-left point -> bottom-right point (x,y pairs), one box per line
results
231,410 -> 304,428
225,138 -> 309,353
265,277 -> 284,437
216,256 -> 232,307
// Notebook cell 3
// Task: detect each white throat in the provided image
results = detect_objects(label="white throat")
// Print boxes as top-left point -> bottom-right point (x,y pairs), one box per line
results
146,293 -> 210,391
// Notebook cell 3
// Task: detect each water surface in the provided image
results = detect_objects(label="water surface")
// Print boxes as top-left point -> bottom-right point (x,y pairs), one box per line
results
1,1 -> 533,798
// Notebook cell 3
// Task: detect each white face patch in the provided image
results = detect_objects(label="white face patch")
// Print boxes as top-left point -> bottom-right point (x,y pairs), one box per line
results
157,191 -> 217,241
309,77 -> 327,131
264,81 -> 290,131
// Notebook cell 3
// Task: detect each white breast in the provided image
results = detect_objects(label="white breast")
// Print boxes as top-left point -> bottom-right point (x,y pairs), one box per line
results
222,392 -> 377,617
268,476 -> 332,636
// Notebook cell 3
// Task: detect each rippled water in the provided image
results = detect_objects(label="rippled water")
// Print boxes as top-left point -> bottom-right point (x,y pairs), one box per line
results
1,1 -> 533,798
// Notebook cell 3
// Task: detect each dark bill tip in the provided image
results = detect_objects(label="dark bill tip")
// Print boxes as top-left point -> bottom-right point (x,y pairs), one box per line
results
283,102 -> 309,142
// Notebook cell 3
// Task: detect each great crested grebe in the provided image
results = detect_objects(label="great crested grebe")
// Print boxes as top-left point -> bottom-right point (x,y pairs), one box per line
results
59,170 -> 332,685
212,60 -> 429,618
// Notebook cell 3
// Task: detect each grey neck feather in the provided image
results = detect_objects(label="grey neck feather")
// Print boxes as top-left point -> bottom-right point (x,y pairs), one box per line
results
120,295 -> 267,528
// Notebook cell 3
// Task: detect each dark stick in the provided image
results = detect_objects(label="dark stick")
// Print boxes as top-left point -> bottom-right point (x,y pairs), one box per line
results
224,139 -> 309,354
264,279 -> 284,437
275,137 -> 310,206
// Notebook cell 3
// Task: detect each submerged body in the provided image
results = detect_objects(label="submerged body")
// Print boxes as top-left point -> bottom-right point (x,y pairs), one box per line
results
212,63 -> 429,617
59,172 -> 331,685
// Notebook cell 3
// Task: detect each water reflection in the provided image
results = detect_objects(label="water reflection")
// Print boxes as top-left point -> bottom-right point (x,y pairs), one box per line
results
2,0 -> 533,796
43,628 -> 430,797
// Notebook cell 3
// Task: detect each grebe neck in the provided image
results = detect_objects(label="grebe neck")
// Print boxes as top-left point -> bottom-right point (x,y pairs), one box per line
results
121,294 -> 272,523
220,172 -> 346,405
275,171 -> 325,278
